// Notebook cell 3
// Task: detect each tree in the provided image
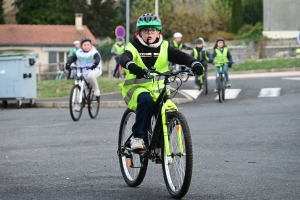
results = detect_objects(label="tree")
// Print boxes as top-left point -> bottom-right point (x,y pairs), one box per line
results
15,0 -> 74,24
75,0 -> 119,38
230,0 -> 243,33
209,0 -> 233,32
0,0 -> 5,24
243,0 -> 262,25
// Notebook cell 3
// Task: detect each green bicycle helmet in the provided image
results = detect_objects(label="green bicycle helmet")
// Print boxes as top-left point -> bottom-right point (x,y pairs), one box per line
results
136,13 -> 162,31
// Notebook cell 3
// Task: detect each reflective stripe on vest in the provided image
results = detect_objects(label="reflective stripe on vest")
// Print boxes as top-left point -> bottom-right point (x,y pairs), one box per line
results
214,47 -> 229,67
120,41 -> 169,110
114,44 -> 125,54
173,40 -> 183,50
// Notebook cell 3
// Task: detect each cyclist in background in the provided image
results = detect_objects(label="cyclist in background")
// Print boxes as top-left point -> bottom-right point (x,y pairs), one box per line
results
190,38 -> 210,89
66,40 -> 81,79
111,37 -> 125,78
65,37 -> 102,111
209,37 -> 233,93
119,13 -> 203,152
170,32 -> 192,50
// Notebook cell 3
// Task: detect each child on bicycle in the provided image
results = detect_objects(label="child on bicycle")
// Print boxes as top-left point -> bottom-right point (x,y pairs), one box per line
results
65,37 -> 102,104
190,38 -> 210,89
209,37 -> 233,93
111,37 -> 125,78
119,13 -> 203,152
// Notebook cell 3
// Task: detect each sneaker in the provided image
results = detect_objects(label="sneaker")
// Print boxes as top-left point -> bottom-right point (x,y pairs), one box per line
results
130,138 -> 145,150
194,84 -> 199,89
74,105 -> 81,112
94,89 -> 100,97
226,82 -> 231,87
214,88 -> 218,93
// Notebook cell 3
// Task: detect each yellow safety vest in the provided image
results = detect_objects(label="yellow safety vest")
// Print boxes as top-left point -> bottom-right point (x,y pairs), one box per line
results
119,41 -> 169,111
193,48 -> 209,61
173,40 -> 183,50
114,44 -> 125,54
214,47 -> 229,67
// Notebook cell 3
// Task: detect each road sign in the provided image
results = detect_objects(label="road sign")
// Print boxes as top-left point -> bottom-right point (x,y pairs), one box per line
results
115,26 -> 126,38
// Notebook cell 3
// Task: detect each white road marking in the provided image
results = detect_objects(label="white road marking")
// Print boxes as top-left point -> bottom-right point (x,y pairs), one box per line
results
258,88 -> 281,97
181,89 -> 202,99
214,89 -> 241,100
282,77 -> 300,81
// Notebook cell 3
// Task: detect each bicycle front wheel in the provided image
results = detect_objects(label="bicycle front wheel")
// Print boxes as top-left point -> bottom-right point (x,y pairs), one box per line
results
69,85 -> 83,121
218,75 -> 222,103
162,111 -> 193,199
88,90 -> 100,119
203,73 -> 208,95
118,109 -> 148,187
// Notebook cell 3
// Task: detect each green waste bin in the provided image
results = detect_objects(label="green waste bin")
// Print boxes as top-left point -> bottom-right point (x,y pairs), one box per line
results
0,53 -> 38,108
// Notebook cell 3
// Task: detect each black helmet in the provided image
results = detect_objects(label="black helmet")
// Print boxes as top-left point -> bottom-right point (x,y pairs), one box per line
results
195,39 -> 203,44
116,37 -> 124,42
136,13 -> 162,31
80,37 -> 92,45
215,37 -> 225,43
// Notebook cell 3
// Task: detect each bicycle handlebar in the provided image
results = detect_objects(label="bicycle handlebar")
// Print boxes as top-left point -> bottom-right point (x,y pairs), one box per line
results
145,67 -> 194,79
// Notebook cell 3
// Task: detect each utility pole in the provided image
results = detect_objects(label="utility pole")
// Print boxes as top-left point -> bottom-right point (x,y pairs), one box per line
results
155,0 -> 159,17
126,0 -> 130,45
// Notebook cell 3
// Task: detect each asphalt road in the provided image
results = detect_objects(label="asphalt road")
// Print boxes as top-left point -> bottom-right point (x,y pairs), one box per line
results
1,74 -> 300,199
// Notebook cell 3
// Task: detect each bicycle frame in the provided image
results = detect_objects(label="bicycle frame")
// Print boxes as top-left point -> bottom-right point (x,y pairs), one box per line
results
146,69 -> 191,158
72,67 -> 92,105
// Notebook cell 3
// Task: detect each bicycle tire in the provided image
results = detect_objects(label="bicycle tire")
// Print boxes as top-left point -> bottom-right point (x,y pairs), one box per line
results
204,73 -> 208,95
218,75 -> 222,103
118,109 -> 148,187
222,79 -> 225,100
162,111 -> 193,199
88,91 -> 100,119
69,85 -> 83,121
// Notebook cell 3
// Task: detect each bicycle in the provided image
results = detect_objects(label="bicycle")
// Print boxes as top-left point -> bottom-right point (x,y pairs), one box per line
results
216,62 -> 234,103
198,66 -> 208,94
117,67 -> 194,199
169,63 -> 189,82
69,66 -> 100,121
114,64 -> 125,79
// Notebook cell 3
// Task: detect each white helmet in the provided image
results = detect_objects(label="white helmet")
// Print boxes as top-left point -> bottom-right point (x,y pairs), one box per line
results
173,32 -> 182,38
73,40 -> 80,44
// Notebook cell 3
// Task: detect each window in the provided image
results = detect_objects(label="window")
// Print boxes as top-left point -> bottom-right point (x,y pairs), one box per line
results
49,51 -> 57,63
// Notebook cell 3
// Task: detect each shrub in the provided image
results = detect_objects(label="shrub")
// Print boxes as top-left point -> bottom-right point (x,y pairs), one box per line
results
238,24 -> 253,35
97,42 -> 114,63
235,22 -> 263,40
208,31 -> 235,42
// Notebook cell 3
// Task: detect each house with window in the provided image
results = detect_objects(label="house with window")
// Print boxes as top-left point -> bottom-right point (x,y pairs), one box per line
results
0,14 -> 98,66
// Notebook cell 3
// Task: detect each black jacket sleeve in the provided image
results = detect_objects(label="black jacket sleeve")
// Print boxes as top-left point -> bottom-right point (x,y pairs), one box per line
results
93,53 -> 101,65
120,50 -> 134,69
168,46 -> 199,67
66,54 -> 78,65
182,43 -> 193,50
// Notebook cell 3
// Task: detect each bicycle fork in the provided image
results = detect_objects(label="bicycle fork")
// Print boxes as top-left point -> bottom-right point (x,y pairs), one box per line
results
73,80 -> 85,106
161,99 -> 184,164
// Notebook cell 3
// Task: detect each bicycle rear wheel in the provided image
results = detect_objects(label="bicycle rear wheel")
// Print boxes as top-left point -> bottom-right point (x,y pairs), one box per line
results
218,75 -> 222,103
118,109 -> 148,187
69,85 -> 83,121
162,111 -> 193,199
88,89 -> 100,119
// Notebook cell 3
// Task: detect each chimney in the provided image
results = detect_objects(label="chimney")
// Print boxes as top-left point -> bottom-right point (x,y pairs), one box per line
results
75,13 -> 83,30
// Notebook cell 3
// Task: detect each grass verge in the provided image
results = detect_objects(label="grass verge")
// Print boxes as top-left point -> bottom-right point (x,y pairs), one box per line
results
208,57 -> 300,72
37,75 -> 122,98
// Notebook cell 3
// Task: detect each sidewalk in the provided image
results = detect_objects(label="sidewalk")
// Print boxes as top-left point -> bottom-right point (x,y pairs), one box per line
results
1,89 -> 193,109
1,69 -> 299,109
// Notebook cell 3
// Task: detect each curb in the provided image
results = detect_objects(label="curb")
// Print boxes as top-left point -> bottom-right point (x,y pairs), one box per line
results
1,98 -> 193,109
